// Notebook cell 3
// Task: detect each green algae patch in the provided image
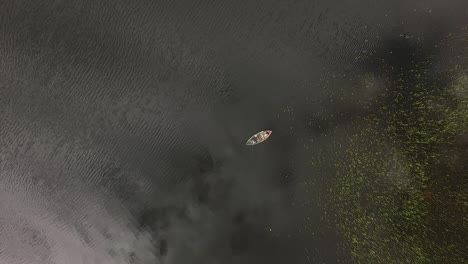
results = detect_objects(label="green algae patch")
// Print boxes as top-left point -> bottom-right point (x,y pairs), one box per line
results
331,66 -> 468,262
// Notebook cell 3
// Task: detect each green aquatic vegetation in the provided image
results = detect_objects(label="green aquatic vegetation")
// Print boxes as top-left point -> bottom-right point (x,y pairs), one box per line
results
331,69 -> 468,262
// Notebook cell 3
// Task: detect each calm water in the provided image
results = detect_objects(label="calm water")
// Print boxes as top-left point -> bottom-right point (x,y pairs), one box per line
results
0,0 -> 467,263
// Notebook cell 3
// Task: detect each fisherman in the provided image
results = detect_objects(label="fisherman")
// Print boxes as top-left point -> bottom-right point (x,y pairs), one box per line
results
250,136 -> 258,144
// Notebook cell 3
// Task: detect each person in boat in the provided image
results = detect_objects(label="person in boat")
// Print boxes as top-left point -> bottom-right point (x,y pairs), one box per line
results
257,131 -> 267,141
250,136 -> 258,144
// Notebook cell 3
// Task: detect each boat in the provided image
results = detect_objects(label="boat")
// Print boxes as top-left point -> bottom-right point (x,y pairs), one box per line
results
245,130 -> 272,146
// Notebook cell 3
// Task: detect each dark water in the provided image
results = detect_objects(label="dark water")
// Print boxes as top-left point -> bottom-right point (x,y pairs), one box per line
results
0,1 -> 467,263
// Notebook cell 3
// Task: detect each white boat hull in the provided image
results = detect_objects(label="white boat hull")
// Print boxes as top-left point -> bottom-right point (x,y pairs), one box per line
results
245,130 -> 272,145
